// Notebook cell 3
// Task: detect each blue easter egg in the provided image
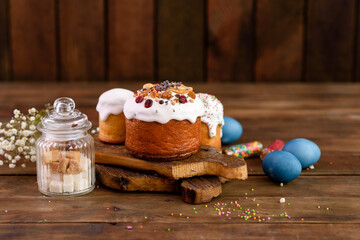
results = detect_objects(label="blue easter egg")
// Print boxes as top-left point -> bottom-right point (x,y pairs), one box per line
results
262,151 -> 302,183
221,116 -> 242,145
282,138 -> 321,168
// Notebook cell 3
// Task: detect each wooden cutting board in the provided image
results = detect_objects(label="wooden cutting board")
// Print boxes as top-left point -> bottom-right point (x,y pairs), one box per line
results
95,139 -> 248,180
96,164 -> 228,204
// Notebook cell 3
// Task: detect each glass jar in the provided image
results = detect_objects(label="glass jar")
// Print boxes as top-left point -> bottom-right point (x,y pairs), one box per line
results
36,97 -> 95,196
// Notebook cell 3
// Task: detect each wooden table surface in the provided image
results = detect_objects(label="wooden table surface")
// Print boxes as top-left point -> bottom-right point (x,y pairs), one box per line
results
0,83 -> 359,239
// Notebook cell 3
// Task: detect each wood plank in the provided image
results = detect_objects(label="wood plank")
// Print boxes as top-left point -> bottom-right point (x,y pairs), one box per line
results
306,0 -> 356,82
157,0 -> 204,82
0,0 -> 9,81
255,0 -> 304,82
207,0 -> 254,82
108,0 -> 154,82
59,0 -> 104,82
357,2 -> 360,82
0,176 -> 359,223
0,223 -> 358,240
10,0 -> 57,81
96,164 -> 223,204
95,141 -> 248,180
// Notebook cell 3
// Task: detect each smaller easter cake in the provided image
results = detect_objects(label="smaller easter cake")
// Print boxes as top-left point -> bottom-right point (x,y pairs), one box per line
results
123,81 -> 204,161
96,88 -> 133,144
196,93 -> 225,148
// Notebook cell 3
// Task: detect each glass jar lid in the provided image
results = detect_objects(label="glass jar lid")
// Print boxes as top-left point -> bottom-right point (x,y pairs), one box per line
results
37,97 -> 92,133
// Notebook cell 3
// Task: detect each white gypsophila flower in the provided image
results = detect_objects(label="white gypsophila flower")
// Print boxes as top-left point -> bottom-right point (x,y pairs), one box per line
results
0,160 -> 3,166
5,131 -> 12,137
29,125 -> 36,131
15,139 -> 24,146
7,155 -> 12,160
0,149 -> 4,155
14,114 -> 19,119
96,127 -> 99,132
24,146 -> 29,150
29,138 -> 35,144
22,130 -> 33,137
9,144 -> 15,151
10,120 -> 15,124
11,160 -> 16,163
29,148 -> 36,155
21,163 -> 26,168
21,122 -> 27,129
9,164 -> 15,168
25,155 -> 30,159
10,136 -> 15,142
0,122 -> 2,127
0,129 -> 4,134
91,130 -> 96,134
29,116 -> 35,122
6,123 -> 12,128
22,116 -> 26,121
28,108 -> 37,114
14,155 -> 21,161
11,128 -> 17,135
17,147 -> 23,153
30,156 -> 36,162
13,109 -> 20,115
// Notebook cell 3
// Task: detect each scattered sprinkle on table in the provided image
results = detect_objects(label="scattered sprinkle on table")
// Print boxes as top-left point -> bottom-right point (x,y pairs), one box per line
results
126,226 -> 133,230
280,198 -> 286,203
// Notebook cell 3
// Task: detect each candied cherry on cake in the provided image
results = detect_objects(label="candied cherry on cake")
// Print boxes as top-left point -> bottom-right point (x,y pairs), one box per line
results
159,100 -> 164,104
144,99 -> 153,108
135,95 -> 144,103
179,95 -> 187,103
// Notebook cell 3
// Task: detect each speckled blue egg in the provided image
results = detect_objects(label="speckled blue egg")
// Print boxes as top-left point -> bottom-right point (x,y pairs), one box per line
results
282,138 -> 321,168
262,151 -> 302,183
221,116 -> 242,145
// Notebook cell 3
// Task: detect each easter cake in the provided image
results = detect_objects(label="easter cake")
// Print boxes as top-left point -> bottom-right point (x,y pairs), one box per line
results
197,93 -> 224,148
123,81 -> 204,161
96,88 -> 133,144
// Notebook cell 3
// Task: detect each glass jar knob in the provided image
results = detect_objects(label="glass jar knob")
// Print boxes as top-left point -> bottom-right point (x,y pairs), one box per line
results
54,97 -> 75,116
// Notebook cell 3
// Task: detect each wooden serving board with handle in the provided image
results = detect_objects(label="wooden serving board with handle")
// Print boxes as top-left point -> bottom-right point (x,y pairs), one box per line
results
95,138 -> 248,180
96,164 -> 228,204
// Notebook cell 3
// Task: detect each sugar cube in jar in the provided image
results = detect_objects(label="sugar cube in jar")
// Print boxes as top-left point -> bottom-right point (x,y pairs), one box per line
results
36,97 -> 95,196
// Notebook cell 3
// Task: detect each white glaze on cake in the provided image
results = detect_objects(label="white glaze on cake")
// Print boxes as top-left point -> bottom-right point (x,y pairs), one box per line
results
96,88 -> 133,121
124,92 -> 204,124
196,93 -> 225,138
123,81 -> 203,124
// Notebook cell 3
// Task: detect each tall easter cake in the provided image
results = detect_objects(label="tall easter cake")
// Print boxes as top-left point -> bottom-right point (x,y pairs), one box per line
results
123,81 -> 204,161
197,93 -> 225,148
96,88 -> 133,144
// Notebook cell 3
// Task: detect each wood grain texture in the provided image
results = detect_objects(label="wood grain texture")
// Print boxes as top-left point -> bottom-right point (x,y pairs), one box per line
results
108,0 -> 154,82
0,176 -> 359,224
306,0 -> 356,82
96,164 -> 223,204
356,1 -> 360,82
0,223 -> 359,240
96,163 -> 180,192
95,140 -> 248,180
59,0 -> 104,82
0,0 -> 9,81
181,176 -> 222,204
207,0 -> 254,82
10,0 -> 57,81
256,0 -> 303,82
157,0 -> 204,82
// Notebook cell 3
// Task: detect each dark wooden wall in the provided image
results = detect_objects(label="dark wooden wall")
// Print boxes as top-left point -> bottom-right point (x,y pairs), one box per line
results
0,0 -> 359,83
